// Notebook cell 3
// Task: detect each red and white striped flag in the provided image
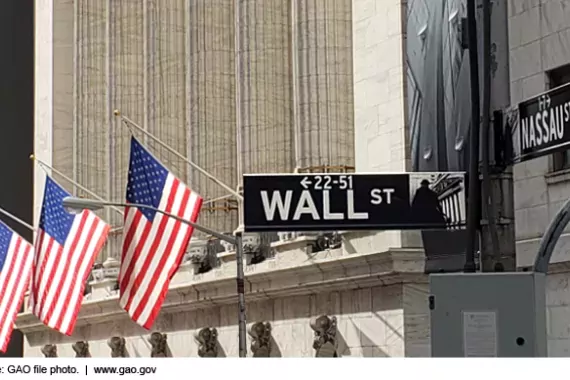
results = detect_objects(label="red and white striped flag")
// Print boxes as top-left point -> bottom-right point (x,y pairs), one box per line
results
120,137 -> 203,329
0,220 -> 33,352
30,177 -> 110,335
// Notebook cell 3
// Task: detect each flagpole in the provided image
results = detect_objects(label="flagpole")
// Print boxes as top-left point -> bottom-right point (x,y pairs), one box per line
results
30,154 -> 125,217
233,0 -> 248,357
0,207 -> 35,233
233,0 -> 248,358
203,194 -> 234,205
113,110 -> 243,202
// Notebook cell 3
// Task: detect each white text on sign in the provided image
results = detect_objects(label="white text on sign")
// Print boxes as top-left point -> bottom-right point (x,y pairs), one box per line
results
260,187 -> 396,222
521,94 -> 570,151
300,175 -> 353,190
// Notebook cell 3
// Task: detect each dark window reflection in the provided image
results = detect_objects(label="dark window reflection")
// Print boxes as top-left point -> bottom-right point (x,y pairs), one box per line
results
406,0 -> 474,272
407,0 -> 471,172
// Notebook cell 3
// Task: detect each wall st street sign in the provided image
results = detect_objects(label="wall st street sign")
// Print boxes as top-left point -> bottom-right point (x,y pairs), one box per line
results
518,82 -> 570,162
243,172 -> 467,232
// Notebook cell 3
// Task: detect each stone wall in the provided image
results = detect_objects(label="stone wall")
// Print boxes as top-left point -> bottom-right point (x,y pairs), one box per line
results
403,283 -> 431,356
508,0 -> 570,357
23,285 -> 411,358
509,0 -> 570,267
34,0 -> 74,220
546,270 -> 570,356
353,0 -> 407,173
18,232 -> 430,357
34,0 -> 55,225
351,0 -> 421,252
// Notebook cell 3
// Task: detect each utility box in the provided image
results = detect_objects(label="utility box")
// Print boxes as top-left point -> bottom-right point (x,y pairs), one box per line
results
429,272 -> 547,357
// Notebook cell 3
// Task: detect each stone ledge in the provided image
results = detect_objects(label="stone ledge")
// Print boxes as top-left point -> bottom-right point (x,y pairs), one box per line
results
545,168 -> 570,185
16,247 -> 425,334
217,234 -> 339,263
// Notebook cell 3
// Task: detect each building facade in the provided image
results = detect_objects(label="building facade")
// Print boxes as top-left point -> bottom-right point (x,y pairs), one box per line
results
28,0 -> 570,358
25,0 -> 432,358
508,0 -> 570,357
30,0 -> 570,359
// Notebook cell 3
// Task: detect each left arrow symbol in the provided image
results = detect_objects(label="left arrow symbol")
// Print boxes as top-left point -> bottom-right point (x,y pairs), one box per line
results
301,177 -> 312,189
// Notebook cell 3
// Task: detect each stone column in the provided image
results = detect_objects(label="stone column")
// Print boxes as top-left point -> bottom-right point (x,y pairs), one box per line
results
293,0 -> 354,172
236,0 -> 294,176
352,0 -> 421,250
187,0 -> 238,235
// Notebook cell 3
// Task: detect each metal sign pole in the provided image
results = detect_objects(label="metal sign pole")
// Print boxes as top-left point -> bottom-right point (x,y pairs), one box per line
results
235,231 -> 247,358
463,0 -> 482,273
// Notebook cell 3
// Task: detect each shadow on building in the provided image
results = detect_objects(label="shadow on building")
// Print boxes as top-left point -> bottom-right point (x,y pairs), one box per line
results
0,0 -> 34,357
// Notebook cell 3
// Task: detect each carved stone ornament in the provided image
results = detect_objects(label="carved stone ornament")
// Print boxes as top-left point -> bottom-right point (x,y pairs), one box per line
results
108,336 -> 127,358
220,239 -> 234,253
102,256 -> 120,281
186,238 -> 208,263
249,322 -> 272,357
91,262 -> 105,283
314,232 -> 342,251
72,341 -> 91,358
243,232 -> 275,265
277,231 -> 295,242
195,327 -> 218,358
148,332 -> 168,358
310,315 -> 338,357
41,344 -> 57,358
242,233 -> 261,254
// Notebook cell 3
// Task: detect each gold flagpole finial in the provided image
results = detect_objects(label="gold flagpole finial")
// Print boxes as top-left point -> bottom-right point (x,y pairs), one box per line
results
113,109 -> 121,116
29,153 -> 35,161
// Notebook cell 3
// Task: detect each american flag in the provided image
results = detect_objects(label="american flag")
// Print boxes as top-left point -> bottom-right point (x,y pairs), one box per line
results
0,220 -> 33,352
120,137 -> 203,329
30,177 -> 110,335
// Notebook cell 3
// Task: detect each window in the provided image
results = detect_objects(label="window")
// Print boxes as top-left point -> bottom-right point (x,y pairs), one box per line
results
550,64 -> 570,171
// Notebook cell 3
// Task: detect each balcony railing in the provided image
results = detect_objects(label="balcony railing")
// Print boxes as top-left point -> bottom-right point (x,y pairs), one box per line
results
431,173 -> 465,229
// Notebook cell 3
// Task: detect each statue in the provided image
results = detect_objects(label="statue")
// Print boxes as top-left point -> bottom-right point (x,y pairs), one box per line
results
108,336 -> 127,358
249,322 -> 272,357
41,344 -> 57,358
195,327 -> 218,357
148,332 -> 168,358
310,315 -> 338,357
72,341 -> 91,358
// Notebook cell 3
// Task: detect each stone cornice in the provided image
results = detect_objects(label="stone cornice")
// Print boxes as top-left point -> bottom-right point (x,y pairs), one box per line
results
16,234 -> 425,334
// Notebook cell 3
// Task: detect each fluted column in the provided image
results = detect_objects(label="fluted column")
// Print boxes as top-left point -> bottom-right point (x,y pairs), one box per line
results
236,0 -> 294,176
147,0 -> 188,179
293,0 -> 354,172
75,0 -> 113,259
187,0 -> 237,234
76,0 -> 108,198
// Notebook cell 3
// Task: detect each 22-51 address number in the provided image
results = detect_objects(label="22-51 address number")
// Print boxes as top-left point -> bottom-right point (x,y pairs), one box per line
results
300,175 -> 353,190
